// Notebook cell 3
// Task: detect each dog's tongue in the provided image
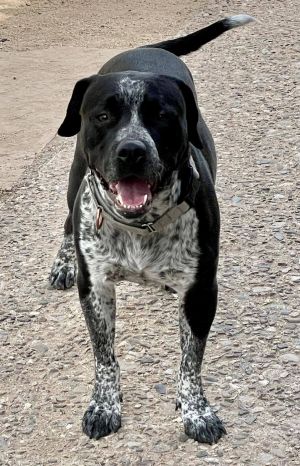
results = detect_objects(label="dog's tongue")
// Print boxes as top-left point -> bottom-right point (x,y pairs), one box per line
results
116,178 -> 151,207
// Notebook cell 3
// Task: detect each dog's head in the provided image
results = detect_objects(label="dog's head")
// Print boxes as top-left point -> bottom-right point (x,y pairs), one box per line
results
58,72 -> 201,218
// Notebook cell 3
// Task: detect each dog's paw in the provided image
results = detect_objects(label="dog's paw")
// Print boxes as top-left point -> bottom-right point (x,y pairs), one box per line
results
82,400 -> 121,439
49,257 -> 76,290
181,401 -> 226,444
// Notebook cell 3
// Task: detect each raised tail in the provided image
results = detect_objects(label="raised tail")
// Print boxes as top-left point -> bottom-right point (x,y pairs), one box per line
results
144,15 -> 254,57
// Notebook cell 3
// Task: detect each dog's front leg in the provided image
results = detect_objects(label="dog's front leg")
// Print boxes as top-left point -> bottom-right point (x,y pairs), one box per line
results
49,228 -> 76,289
177,283 -> 226,444
80,280 -> 121,439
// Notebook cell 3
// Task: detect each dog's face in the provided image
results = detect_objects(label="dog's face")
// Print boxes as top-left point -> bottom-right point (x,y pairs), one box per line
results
58,72 -> 201,218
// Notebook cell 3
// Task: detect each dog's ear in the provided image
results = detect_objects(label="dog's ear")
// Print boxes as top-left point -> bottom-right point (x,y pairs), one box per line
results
173,79 -> 203,150
58,75 -> 97,137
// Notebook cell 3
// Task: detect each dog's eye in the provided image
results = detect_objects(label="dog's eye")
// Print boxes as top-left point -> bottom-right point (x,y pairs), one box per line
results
96,112 -> 109,122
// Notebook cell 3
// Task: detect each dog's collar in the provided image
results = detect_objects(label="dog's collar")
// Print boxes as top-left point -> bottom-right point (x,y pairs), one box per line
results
87,170 -> 193,235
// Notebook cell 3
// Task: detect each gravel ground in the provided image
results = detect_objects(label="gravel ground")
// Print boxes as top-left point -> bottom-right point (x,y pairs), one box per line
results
0,1 -> 299,465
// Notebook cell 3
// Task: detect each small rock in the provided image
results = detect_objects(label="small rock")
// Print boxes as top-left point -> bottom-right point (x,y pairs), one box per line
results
259,379 -> 269,387
0,331 -> 8,341
0,436 -> 8,449
271,448 -> 285,459
231,195 -> 241,205
154,383 -> 166,395
291,276 -> 300,283
279,353 -> 299,363
31,340 -> 49,354
252,286 -> 273,295
257,159 -> 272,165
277,343 -> 288,349
274,232 -> 284,241
197,450 -> 208,458
243,414 -> 257,425
256,452 -> 274,464
238,407 -> 250,416
127,441 -> 143,452
139,355 -> 154,364
204,458 -> 220,464
178,432 -> 188,442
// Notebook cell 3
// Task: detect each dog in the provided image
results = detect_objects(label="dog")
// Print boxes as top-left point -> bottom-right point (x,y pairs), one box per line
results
50,15 -> 253,443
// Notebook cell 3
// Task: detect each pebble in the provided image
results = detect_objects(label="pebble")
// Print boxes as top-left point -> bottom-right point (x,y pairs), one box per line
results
252,286 -> 273,295
274,232 -> 284,241
231,195 -> 241,205
204,458 -> 220,464
139,355 -> 154,364
256,453 -> 274,464
127,441 -> 143,452
290,276 -> 300,283
31,340 -> 49,354
271,448 -> 285,459
0,436 -> 8,449
279,353 -> 299,363
243,414 -> 257,425
196,450 -> 208,458
178,433 -> 188,443
154,383 -> 166,395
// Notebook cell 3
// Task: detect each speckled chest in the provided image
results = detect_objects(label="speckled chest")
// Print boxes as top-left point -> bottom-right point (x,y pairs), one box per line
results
78,184 -> 200,295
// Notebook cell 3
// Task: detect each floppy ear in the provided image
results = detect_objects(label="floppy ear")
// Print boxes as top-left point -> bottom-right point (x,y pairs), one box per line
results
58,75 -> 97,137
173,79 -> 203,150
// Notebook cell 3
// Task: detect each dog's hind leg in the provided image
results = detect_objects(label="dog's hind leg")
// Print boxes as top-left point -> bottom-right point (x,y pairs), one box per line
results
177,280 -> 226,444
80,279 -> 122,439
49,141 -> 87,289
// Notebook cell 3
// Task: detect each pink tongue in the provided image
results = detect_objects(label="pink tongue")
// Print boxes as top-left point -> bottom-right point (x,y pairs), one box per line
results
116,178 -> 151,206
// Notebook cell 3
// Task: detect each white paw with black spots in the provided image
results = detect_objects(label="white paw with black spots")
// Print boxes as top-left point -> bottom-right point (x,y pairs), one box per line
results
82,400 -> 121,439
180,400 -> 226,444
49,257 -> 76,290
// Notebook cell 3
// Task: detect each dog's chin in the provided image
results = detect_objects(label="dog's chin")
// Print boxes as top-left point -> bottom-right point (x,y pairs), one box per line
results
108,176 -> 154,219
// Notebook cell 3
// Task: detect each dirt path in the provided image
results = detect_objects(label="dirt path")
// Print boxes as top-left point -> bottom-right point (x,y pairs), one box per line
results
0,0 -> 202,191
0,1 -> 299,465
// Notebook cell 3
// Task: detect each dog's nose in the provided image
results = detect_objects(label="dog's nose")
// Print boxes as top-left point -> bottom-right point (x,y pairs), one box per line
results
116,140 -> 147,162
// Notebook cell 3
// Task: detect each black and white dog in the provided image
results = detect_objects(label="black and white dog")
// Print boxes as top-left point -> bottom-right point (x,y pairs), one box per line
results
50,15 -> 253,443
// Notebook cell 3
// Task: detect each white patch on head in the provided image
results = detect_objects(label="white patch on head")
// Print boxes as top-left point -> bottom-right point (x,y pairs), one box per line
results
119,76 -> 145,107
116,76 -> 158,158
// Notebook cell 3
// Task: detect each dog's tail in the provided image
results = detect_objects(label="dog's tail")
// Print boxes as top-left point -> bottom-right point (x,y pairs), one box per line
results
144,15 -> 254,57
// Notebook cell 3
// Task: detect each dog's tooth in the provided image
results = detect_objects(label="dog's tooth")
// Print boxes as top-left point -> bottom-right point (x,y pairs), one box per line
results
143,195 -> 148,205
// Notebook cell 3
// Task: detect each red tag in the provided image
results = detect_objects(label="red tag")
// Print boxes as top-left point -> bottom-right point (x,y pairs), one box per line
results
96,208 -> 103,230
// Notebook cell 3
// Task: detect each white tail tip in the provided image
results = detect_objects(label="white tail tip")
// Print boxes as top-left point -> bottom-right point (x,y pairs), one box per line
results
225,14 -> 255,29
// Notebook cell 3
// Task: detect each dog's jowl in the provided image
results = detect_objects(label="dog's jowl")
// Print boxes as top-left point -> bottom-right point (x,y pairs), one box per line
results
50,15 -> 254,443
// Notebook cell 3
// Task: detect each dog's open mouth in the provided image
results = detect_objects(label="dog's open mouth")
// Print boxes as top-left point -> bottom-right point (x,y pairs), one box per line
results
108,177 -> 153,216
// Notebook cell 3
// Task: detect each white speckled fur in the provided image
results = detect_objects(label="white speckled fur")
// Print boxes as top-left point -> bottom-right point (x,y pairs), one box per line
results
79,177 -> 200,295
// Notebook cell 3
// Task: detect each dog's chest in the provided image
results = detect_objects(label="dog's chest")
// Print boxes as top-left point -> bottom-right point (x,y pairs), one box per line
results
79,193 -> 200,294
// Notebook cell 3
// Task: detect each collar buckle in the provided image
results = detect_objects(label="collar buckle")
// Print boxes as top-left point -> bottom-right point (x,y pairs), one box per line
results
142,222 -> 156,233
